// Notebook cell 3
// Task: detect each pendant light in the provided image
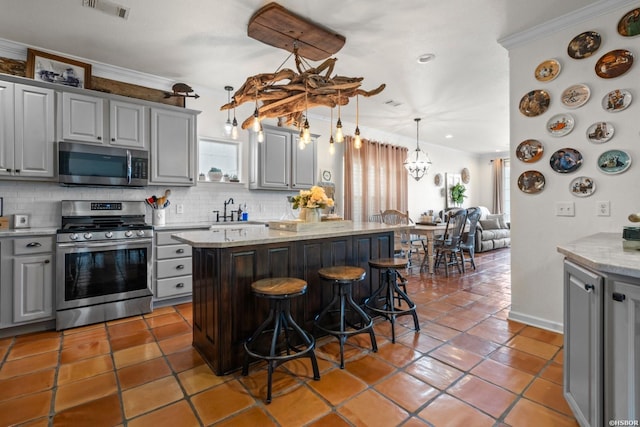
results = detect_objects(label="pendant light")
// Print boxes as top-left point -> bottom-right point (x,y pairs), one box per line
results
301,82 -> 311,144
224,86 -> 233,137
335,89 -> 344,143
231,102 -> 239,140
353,94 -> 362,149
252,83 -> 261,133
329,107 -> 335,155
404,117 -> 432,181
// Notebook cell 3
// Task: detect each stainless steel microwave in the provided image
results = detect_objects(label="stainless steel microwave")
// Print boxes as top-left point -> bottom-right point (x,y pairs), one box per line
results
59,141 -> 148,187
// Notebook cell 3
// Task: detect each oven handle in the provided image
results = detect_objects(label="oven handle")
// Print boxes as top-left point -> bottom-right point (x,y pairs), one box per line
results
57,238 -> 152,249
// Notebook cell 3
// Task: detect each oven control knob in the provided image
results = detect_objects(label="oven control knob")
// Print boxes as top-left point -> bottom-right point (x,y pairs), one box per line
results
70,233 -> 79,241
83,233 -> 93,240
136,230 -> 146,237
125,230 -> 133,238
105,231 -> 113,239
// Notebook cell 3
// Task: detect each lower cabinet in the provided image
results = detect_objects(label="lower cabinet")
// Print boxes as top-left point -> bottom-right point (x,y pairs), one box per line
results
563,259 -> 640,426
154,230 -> 193,301
0,235 -> 55,329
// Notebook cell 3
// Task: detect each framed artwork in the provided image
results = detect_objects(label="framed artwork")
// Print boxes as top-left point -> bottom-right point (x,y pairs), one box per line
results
26,48 -> 92,89
445,172 -> 462,208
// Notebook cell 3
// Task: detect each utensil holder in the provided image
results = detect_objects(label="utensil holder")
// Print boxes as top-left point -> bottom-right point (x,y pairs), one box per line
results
153,209 -> 166,226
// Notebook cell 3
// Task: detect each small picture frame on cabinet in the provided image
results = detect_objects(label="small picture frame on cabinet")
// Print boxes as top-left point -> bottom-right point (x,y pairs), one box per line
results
26,48 -> 92,89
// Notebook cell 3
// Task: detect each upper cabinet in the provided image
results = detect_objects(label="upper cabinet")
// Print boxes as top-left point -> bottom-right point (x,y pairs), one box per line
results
150,108 -> 197,186
0,81 -> 55,179
249,125 -> 317,190
60,92 -> 148,149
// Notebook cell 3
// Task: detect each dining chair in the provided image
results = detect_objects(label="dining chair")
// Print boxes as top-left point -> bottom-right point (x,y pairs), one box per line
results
433,208 -> 468,277
380,209 -> 425,266
459,207 -> 482,272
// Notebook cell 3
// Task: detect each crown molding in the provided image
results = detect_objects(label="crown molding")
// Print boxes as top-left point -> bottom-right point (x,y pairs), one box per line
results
499,0 -> 638,50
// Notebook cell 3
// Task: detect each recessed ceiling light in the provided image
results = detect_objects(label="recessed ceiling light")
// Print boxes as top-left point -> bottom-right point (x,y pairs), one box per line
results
417,53 -> 436,64
445,134 -> 453,139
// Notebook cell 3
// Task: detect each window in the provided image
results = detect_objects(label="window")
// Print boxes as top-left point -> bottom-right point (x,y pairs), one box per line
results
503,159 -> 511,221
198,137 -> 240,182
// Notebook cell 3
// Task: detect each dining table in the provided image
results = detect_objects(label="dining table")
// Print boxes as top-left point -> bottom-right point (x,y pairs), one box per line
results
412,223 -> 447,273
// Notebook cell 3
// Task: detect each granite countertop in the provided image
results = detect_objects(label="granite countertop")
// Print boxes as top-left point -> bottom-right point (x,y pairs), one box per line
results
0,227 -> 58,237
152,221 -> 268,231
172,222 -> 407,248
557,232 -> 640,279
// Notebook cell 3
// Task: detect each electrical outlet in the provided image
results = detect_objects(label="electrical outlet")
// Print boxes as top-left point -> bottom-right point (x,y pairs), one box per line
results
555,201 -> 575,217
176,204 -> 184,214
597,201 -> 610,216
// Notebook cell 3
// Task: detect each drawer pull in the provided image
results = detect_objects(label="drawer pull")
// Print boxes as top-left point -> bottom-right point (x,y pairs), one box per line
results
176,264 -> 185,270
612,292 -> 626,302
584,284 -> 594,292
176,248 -> 185,254
176,282 -> 184,288
26,242 -> 42,248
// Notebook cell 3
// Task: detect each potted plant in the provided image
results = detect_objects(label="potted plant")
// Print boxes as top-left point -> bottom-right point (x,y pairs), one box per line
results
208,167 -> 223,182
450,183 -> 467,205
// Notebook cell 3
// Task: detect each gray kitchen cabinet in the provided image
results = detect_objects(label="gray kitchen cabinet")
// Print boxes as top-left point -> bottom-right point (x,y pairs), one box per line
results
0,81 -> 55,179
109,100 -> 147,149
249,125 -> 317,190
154,230 -> 193,301
150,108 -> 197,186
0,236 -> 55,329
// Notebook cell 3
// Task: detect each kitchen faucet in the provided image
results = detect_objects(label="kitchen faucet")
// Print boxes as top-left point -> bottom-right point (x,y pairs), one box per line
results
213,198 -> 236,222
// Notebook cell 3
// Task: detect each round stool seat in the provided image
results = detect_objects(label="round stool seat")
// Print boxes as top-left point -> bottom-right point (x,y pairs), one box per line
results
252,277 -> 307,298
318,266 -> 366,282
368,258 -> 409,269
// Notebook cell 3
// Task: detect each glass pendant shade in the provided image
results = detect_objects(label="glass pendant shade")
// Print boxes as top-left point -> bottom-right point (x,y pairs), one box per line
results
404,118 -> 432,181
335,119 -> 344,143
231,115 -> 238,140
224,86 -> 234,137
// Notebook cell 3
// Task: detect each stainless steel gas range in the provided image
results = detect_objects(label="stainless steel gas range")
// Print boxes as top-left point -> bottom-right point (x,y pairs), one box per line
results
55,200 -> 153,330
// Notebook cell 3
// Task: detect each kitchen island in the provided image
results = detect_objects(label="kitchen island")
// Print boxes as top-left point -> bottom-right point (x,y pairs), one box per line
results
173,222 -> 402,375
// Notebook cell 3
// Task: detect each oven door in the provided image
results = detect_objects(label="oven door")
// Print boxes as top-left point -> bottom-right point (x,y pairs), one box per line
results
56,238 -> 152,311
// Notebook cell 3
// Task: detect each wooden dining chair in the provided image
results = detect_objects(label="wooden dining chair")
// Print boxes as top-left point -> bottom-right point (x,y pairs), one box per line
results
459,207 -> 482,272
433,208 -> 468,276
380,209 -> 425,266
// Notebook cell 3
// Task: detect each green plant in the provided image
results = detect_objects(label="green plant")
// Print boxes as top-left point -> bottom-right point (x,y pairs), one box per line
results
450,183 -> 467,204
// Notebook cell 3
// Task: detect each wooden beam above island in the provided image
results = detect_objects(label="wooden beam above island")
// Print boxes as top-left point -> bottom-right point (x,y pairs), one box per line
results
172,222 -> 407,375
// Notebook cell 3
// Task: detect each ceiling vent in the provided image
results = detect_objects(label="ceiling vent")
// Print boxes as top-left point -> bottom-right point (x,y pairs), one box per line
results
384,99 -> 403,107
82,0 -> 130,20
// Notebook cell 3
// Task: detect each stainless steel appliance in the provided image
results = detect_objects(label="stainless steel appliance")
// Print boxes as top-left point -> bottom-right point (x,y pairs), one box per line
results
59,141 -> 148,187
56,200 -> 153,330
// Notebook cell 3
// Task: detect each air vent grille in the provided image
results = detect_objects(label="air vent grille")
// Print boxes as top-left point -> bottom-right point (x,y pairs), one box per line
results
82,0 -> 130,20
384,99 -> 402,107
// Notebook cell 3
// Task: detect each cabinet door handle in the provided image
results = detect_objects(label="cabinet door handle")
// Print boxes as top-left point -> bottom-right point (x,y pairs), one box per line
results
612,292 -> 626,302
97,136 -> 102,140
44,259 -> 50,264
15,169 -> 20,173
584,284 -> 594,292
26,242 -> 42,248
176,264 -> 185,270
176,248 -> 185,254
176,282 -> 184,288
111,138 -> 116,142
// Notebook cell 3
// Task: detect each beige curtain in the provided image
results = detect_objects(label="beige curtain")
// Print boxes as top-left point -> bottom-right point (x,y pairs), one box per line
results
344,136 -> 409,221
492,158 -> 504,214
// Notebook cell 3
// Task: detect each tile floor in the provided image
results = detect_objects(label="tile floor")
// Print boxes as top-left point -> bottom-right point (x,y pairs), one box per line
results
0,248 -> 578,427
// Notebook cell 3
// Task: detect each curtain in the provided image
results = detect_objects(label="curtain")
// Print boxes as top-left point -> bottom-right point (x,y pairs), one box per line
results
344,136 -> 409,222
492,158 -> 504,214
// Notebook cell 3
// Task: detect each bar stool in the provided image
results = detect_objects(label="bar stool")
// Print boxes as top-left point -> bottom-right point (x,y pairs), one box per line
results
242,277 -> 320,403
314,266 -> 378,368
365,258 -> 420,343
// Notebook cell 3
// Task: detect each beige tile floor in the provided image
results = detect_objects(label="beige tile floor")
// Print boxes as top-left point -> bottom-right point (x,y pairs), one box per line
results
0,248 -> 578,426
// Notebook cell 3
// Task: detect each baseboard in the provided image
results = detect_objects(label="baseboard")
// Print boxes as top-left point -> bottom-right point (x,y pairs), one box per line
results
508,310 -> 563,334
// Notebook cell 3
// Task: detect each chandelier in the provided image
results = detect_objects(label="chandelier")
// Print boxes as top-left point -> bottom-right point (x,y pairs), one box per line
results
404,118 -> 432,181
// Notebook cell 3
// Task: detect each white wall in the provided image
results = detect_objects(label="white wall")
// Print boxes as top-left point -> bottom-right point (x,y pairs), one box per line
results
502,0 -> 639,331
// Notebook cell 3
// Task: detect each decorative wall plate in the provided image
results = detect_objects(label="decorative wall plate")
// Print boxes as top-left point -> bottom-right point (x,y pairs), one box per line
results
534,59 -> 561,82
618,8 -> 640,37
461,168 -> 470,184
550,148 -> 583,173
516,139 -> 544,163
517,170 -> 545,194
567,31 -> 601,59
586,122 -> 614,143
547,113 -> 575,137
561,84 -> 590,108
519,90 -> 550,117
598,149 -> 631,174
434,173 -> 442,186
595,49 -> 634,78
569,176 -> 596,197
602,89 -> 632,112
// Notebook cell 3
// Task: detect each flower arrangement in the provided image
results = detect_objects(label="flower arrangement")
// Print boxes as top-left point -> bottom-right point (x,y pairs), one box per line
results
288,186 -> 335,209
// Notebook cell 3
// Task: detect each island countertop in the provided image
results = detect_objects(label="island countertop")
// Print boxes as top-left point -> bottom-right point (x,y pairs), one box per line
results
172,222 -> 409,248
557,232 -> 640,279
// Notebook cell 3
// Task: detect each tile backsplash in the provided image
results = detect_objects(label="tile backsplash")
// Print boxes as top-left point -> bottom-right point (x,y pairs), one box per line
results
0,181 -> 301,228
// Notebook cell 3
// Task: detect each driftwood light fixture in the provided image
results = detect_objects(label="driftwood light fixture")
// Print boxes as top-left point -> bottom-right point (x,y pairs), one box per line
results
221,2 -> 385,131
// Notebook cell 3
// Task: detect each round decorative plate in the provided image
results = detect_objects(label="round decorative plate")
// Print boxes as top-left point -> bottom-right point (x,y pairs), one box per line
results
569,176 -> 596,197
516,139 -> 544,163
586,122 -> 614,143
519,89 -> 550,117
602,89 -> 632,112
561,84 -> 590,108
598,149 -> 631,174
535,59 -> 561,82
595,49 -> 634,78
546,113 -> 575,137
517,170 -> 545,194
461,168 -> 470,184
550,148 -> 583,173
567,31 -> 601,59
618,8 -> 640,37
322,170 -> 332,181
434,173 -> 442,186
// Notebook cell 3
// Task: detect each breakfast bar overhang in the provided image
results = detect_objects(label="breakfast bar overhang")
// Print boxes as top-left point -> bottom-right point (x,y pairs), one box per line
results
173,222 -> 404,375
